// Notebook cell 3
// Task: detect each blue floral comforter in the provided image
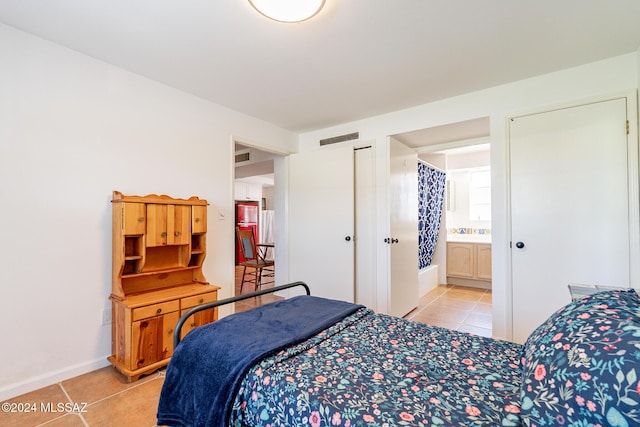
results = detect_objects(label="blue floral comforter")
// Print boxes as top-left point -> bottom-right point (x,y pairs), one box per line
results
230,308 -> 524,426
158,288 -> 640,426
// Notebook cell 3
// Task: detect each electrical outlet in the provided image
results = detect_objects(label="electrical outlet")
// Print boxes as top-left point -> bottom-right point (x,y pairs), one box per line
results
101,308 -> 112,325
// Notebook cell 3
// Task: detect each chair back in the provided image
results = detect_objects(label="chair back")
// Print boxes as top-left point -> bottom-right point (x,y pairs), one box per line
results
237,227 -> 258,262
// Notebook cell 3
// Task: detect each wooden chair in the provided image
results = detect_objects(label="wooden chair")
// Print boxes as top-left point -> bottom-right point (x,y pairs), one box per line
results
236,227 -> 274,293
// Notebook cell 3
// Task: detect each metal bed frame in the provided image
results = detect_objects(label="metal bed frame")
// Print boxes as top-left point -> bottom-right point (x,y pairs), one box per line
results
173,281 -> 311,348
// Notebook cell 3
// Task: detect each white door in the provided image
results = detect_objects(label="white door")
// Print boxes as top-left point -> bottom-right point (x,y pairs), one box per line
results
355,146 -> 376,309
289,146 -> 355,302
388,139 -> 419,317
509,97 -> 633,343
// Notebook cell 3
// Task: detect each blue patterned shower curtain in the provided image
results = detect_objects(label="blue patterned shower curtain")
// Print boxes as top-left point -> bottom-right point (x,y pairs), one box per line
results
418,162 -> 446,269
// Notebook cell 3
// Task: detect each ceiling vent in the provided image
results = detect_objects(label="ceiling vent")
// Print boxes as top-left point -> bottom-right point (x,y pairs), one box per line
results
235,150 -> 251,163
319,132 -> 359,146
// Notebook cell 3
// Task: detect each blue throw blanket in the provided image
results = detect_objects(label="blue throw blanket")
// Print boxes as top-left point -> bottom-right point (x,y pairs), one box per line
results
156,295 -> 363,427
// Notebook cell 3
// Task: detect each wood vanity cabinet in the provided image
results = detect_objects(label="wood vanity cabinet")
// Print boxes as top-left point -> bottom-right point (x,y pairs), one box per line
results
475,244 -> 492,280
446,242 -> 475,278
446,242 -> 492,287
109,191 -> 220,381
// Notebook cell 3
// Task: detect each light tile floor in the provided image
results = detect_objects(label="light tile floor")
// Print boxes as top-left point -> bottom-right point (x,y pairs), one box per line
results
404,284 -> 493,337
1,280 -> 491,426
0,367 -> 165,427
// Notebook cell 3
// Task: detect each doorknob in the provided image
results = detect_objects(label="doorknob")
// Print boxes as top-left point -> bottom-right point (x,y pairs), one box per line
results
345,236 -> 351,242
515,241 -> 525,249
391,238 -> 399,244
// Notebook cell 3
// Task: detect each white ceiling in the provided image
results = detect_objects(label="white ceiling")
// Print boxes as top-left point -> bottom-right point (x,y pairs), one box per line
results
2,1 -> 640,133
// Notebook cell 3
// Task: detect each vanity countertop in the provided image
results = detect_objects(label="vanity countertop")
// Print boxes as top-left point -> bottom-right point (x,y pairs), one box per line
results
447,234 -> 491,244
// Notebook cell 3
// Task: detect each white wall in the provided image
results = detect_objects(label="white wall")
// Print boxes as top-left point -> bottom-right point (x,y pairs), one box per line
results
0,23 -> 296,401
298,52 -> 639,341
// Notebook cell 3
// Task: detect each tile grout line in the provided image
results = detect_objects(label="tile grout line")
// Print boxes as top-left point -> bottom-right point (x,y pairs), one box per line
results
445,286 -> 492,333
442,287 -> 466,331
34,383 -> 88,427
37,370 -> 165,426
85,371 -> 165,408
465,293 -> 492,331
59,382 -> 89,427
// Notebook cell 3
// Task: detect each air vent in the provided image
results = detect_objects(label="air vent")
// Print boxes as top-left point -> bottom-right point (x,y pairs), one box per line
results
319,132 -> 359,146
235,151 -> 250,163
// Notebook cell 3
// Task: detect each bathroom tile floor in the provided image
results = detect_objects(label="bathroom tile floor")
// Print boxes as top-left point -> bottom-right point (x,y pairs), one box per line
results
1,281 -> 491,426
404,284 -> 493,337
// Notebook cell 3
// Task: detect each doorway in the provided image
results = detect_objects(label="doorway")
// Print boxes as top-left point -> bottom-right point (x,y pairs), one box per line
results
233,142 -> 284,297
391,118 -> 493,333
392,117 -> 492,293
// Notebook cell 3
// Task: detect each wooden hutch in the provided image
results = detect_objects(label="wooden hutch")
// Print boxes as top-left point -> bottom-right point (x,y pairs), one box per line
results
109,191 -> 220,381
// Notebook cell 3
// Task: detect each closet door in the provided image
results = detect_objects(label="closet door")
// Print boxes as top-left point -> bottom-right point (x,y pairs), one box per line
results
355,146 -> 376,309
509,96 -> 636,343
289,146 -> 355,302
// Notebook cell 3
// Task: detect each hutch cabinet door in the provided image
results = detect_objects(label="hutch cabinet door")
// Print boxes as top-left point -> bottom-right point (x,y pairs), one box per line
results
146,204 -> 168,247
146,204 -> 191,246
179,291 -> 217,338
192,205 -> 207,234
122,202 -> 146,235
131,311 -> 179,370
179,308 -> 217,339
167,205 -> 191,245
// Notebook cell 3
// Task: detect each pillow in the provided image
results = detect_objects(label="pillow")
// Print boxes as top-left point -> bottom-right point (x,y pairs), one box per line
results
519,289 -> 640,427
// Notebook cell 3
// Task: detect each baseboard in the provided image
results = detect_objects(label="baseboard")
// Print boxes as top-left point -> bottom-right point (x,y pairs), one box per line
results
0,356 -> 111,402
446,276 -> 492,290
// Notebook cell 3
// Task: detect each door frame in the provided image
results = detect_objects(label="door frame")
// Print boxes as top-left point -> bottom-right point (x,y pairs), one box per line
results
505,90 -> 639,341
231,136 -> 291,300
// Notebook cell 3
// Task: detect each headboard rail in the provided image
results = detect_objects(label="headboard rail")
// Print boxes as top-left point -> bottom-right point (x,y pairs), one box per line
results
174,281 -> 310,348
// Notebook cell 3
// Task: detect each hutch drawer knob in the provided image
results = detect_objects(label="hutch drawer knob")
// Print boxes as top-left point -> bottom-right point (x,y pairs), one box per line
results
175,231 -> 181,237
161,232 -> 167,237
199,298 -> 204,303
137,217 -> 144,222
195,217 -> 200,223
190,322 -> 195,327
156,308 -> 162,314
167,329 -> 173,334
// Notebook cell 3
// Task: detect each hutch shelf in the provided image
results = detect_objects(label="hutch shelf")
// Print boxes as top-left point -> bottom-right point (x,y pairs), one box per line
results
109,191 -> 220,381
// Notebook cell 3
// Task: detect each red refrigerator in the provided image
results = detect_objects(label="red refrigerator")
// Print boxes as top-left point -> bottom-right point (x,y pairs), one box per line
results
235,202 -> 259,264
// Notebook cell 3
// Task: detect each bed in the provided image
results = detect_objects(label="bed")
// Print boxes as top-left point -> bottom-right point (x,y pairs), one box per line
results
157,282 -> 640,427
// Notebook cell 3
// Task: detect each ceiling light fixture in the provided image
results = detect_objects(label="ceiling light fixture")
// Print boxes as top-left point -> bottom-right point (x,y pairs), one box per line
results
249,0 -> 325,23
